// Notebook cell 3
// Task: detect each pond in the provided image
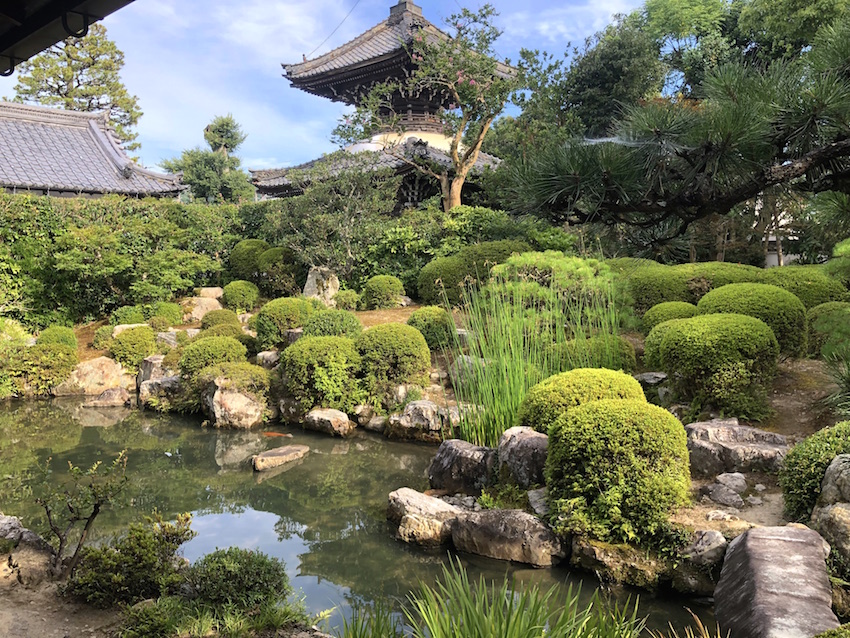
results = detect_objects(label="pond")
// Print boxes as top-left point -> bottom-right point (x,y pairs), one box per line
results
0,398 -> 713,632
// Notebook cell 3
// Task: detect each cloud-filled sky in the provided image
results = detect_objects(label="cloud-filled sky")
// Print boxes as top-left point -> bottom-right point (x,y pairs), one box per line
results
0,0 -> 643,172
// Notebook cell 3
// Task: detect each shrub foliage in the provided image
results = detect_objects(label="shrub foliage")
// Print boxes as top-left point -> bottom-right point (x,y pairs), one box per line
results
279,336 -> 364,412
355,324 -> 430,395
407,306 -> 454,350
255,297 -> 314,349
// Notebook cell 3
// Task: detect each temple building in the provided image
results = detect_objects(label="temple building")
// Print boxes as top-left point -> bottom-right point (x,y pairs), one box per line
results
0,101 -> 183,198
251,0 -> 504,205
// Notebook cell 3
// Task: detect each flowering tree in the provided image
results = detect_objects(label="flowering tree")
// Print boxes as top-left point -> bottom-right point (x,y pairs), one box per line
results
332,5 -> 518,211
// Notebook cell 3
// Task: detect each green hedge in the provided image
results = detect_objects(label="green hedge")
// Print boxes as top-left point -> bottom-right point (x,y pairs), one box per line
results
110,326 -> 156,370
7,343 -> 78,396
697,283 -> 807,357
200,309 -> 241,330
188,547 -> 290,609
256,246 -> 306,297
110,305 -> 146,326
808,302 -> 850,358
255,297 -> 314,349
92,325 -> 114,350
642,302 -> 699,334
516,368 -> 646,434
355,323 -> 430,395
553,335 -> 637,373
179,336 -> 247,378
143,301 -> 183,326
279,335 -> 364,412
545,399 -> 690,544
407,306 -> 454,350
333,289 -> 360,311
196,323 -> 244,340
196,361 -> 270,404
643,318 -> 688,370
221,280 -> 259,313
229,239 -> 269,281
303,309 -> 363,339
626,265 -> 691,315
761,265 -> 847,309
0,318 -> 31,348
36,325 -> 77,349
360,275 -> 405,310
417,256 -> 467,306
676,262 -> 763,300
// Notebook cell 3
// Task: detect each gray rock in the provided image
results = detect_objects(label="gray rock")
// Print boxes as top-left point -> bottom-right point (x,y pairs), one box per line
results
746,496 -> 764,507
303,267 -> 340,307
707,510 -> 740,522
181,297 -> 223,323
0,514 -> 55,585
252,445 -> 310,471
634,372 -> 668,386
701,483 -> 745,509
686,418 -> 788,477
238,313 -> 253,324
111,323 -> 148,338
497,426 -> 547,488
682,530 -> 728,566
156,331 -> 179,348
285,328 -> 303,345
256,350 -> 281,370
365,415 -> 388,433
716,472 -> 748,494
428,439 -> 495,495
278,397 -> 305,424
715,526 -> 839,638
304,408 -> 356,437
755,483 -> 767,492
84,387 -> 131,408
387,400 -> 447,443
202,378 -> 265,429
137,354 -> 173,391
452,509 -> 565,567
353,404 -> 375,427
812,502 -> 850,568
455,329 -> 473,348
139,375 -> 182,410
571,536 -> 668,589
397,295 -> 413,307
449,355 -> 487,389
527,487 -> 549,518
53,356 -> 127,396
388,488 -> 460,546
818,455 -> 850,506
196,287 -> 224,299
185,328 -> 200,339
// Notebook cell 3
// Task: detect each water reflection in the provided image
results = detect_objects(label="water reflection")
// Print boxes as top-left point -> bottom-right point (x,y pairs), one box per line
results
0,398 -> 712,632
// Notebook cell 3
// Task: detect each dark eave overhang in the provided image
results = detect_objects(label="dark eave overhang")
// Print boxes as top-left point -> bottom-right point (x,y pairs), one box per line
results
0,0 -> 134,75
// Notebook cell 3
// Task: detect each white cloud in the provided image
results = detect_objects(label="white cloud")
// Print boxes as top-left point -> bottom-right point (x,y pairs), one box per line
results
502,0 -> 642,46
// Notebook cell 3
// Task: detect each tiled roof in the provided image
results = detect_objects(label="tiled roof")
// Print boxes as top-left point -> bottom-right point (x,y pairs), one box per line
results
251,138 -> 500,192
0,101 -> 183,196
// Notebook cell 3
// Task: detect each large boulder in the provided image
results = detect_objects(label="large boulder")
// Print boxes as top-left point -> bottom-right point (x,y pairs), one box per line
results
570,537 -> 671,590
817,454 -> 850,506
387,487 -> 461,546
452,509 -> 565,568
428,439 -> 495,495
111,323 -> 148,338
304,408 -> 356,437
252,445 -> 310,471
715,526 -> 838,638
682,530 -> 728,566
137,354 -> 174,390
0,513 -> 55,586
197,287 -> 224,299
497,427 -> 547,488
202,378 -> 265,429
256,350 -> 281,370
139,375 -> 182,410
83,387 -> 131,408
303,267 -> 340,307
53,356 -> 127,396
387,400 -> 447,443
181,296 -> 223,323
686,418 -> 788,477
812,455 -> 850,566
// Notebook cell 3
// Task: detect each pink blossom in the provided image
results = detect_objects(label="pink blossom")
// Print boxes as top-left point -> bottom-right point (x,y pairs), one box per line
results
469,79 -> 476,85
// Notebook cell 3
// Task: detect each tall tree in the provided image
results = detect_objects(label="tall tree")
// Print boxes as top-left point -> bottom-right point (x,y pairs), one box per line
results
332,5 -> 519,211
13,23 -> 142,151
162,115 -> 254,204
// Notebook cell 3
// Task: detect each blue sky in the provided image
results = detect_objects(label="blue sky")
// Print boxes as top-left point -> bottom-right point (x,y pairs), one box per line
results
0,0 -> 643,172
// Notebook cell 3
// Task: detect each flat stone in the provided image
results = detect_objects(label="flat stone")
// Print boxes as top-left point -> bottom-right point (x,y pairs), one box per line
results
252,445 -> 310,471
53,356 -> 126,396
397,295 -> 413,307
256,350 -> 280,370
111,323 -> 148,338
715,526 -> 839,638
452,509 -> 565,567
197,287 -> 224,299
716,472 -> 748,494
746,496 -> 764,507
83,387 -> 131,408
686,419 -> 788,477
428,439 -> 495,495
682,530 -> 728,566
707,510 -> 740,522
633,372 -> 668,386
285,328 -> 303,345
702,483 -> 745,509
497,426 -> 547,488
527,487 -> 549,518
571,537 -> 670,589
304,408 -> 356,437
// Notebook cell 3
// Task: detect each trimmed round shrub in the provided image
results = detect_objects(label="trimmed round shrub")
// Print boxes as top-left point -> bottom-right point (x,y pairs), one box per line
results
303,309 -> 362,339
697,283 -> 807,357
0,318 -> 31,348
643,318 -> 688,370
37,325 -> 77,349
603,257 -> 661,275
554,335 -> 637,373
7,343 -> 78,396
221,280 -> 260,313
516,368 -> 646,433
147,316 -> 169,331
229,238 -> 270,281
675,262 -> 763,301
333,289 -> 360,311
760,265 -> 847,309
279,335 -> 364,412
200,308 -> 240,330
407,306 -> 454,350
255,297 -> 314,349
110,326 -> 156,370
355,323 -> 430,393
195,361 -> 270,403
256,246 -> 306,297
189,547 -> 290,609
196,323 -> 244,340
642,301 -> 699,334
626,265 -> 691,315
417,255 -> 466,306
657,313 -> 779,408
361,275 -> 405,310
110,305 -> 145,326
142,302 -> 183,326
460,240 -> 532,278
545,399 -> 690,543
92,325 -> 114,350
178,336 -> 247,378
808,302 -> 850,357
779,421 -> 850,522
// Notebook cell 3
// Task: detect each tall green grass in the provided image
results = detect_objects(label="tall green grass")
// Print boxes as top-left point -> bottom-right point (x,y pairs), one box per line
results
447,276 -> 623,447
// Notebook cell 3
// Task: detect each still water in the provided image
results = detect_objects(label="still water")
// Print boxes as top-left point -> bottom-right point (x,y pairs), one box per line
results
0,398 -> 713,632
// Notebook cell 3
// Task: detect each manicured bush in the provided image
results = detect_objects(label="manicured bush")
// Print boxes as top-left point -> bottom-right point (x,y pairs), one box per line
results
626,265 -> 691,315
200,308 -> 240,330
407,306 -> 454,350
779,421 -> 850,522
697,283 -> 807,357
189,547 -> 291,609
147,315 -> 170,331
92,325 -> 114,350
221,280 -> 260,313
333,289 -> 360,311
657,313 -> 779,413
110,305 -> 146,326
229,238 -> 270,281
546,399 -> 690,544
7,343 -> 78,396
179,336 -> 247,378
516,368 -> 646,433
0,317 -> 31,347
643,318 -> 688,370
257,246 -> 306,297
195,362 -> 270,403
492,251 -> 610,292
360,275 -> 405,310
279,336 -> 364,412
675,262 -> 762,301
110,326 -> 156,370
303,309 -> 363,339
808,302 -> 850,357
36,325 -> 77,349
417,255 -> 467,306
642,301 -> 699,334
355,324 -> 431,394
255,297 -> 314,349
603,257 -> 660,275
459,240 -> 532,278
142,301 -> 183,326
196,323 -> 244,340
760,265 -> 847,309
554,335 -> 637,373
